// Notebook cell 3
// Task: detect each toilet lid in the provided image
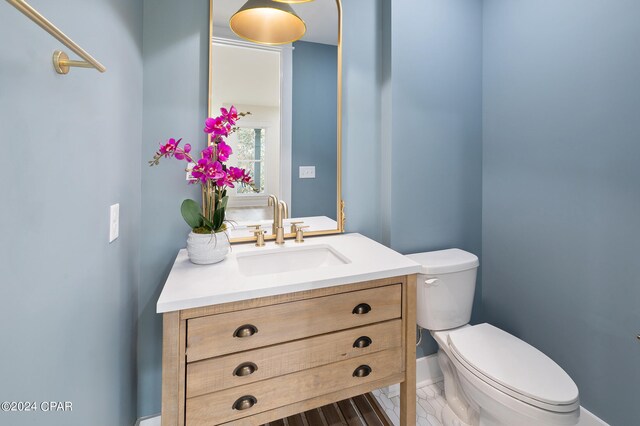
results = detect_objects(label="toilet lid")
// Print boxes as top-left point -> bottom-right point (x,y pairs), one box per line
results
406,249 -> 479,275
448,324 -> 579,408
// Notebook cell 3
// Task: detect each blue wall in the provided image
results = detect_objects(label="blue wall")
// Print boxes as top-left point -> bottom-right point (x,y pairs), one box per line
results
342,0 -> 385,242
0,0 -> 142,425
482,1 -> 640,424
291,41 -> 338,220
138,0 -> 209,417
386,0 -> 484,357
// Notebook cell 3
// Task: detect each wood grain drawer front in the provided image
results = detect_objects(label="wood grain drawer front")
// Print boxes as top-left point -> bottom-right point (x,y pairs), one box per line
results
186,284 -> 402,362
186,319 -> 401,398
185,347 -> 403,426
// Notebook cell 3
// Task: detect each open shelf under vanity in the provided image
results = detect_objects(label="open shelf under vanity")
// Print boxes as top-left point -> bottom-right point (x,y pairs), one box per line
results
262,393 -> 392,426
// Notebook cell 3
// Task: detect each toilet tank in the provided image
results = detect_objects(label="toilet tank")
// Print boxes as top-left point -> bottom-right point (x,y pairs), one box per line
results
406,249 -> 479,331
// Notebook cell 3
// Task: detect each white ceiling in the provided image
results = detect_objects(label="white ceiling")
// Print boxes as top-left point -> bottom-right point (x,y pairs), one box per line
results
213,0 -> 339,46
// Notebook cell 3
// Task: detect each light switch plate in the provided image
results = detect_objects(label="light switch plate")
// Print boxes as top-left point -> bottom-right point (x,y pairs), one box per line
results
109,204 -> 119,243
299,166 -> 316,179
186,162 -> 196,181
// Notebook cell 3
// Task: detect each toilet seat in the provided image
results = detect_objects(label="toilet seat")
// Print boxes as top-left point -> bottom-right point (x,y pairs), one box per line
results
447,324 -> 580,413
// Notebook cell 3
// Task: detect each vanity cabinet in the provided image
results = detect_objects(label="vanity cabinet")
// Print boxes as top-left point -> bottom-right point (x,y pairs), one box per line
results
161,275 -> 417,426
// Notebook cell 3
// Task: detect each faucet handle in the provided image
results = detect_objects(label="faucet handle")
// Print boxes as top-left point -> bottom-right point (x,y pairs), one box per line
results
295,226 -> 310,243
247,225 -> 266,247
247,225 -> 264,235
289,221 -> 304,234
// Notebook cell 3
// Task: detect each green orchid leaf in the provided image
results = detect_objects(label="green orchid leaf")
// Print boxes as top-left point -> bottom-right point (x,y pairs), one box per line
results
201,214 -> 215,231
181,199 -> 203,229
213,207 -> 225,231
218,195 -> 229,211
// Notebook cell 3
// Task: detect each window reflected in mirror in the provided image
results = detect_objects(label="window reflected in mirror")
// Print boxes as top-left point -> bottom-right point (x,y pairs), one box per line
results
234,128 -> 267,195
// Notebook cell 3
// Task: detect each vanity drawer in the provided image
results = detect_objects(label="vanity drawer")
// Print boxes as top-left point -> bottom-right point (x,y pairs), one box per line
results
186,319 -> 401,397
185,347 -> 403,426
186,284 -> 402,362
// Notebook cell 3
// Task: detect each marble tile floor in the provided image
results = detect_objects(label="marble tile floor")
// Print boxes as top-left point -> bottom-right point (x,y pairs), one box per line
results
372,381 -> 447,426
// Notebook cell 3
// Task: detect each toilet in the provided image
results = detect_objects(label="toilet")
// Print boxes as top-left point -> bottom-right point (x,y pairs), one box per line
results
407,249 -> 580,426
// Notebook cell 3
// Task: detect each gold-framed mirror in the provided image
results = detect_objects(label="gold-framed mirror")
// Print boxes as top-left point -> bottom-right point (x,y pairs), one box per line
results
208,0 -> 343,243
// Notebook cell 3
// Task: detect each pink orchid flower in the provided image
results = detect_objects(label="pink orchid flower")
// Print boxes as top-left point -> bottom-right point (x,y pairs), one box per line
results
217,141 -> 233,162
149,105 -> 253,200
220,106 -> 239,125
216,171 -> 235,188
201,145 -> 214,160
228,166 -> 244,180
241,169 -> 252,184
174,143 -> 191,160
204,116 -> 231,138
228,166 -> 253,185
158,138 -> 181,157
190,158 -> 224,184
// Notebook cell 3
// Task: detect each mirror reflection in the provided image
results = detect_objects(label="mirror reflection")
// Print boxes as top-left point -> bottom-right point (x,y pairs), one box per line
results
210,0 -> 340,241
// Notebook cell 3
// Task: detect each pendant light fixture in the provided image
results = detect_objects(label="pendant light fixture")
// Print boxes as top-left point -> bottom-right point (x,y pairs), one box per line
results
272,0 -> 315,3
230,0 -> 307,46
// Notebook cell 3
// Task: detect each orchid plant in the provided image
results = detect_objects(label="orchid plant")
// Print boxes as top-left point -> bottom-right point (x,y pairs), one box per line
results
149,106 -> 253,234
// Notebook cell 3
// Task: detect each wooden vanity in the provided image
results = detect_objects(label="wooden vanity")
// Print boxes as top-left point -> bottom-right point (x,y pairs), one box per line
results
161,274 -> 416,425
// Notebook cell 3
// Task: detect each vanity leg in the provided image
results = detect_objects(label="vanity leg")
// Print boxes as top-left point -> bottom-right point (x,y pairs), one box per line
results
400,275 -> 417,426
162,311 -> 186,426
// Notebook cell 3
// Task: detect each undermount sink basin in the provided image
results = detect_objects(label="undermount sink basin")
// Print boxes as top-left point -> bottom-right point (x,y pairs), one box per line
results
236,244 -> 350,277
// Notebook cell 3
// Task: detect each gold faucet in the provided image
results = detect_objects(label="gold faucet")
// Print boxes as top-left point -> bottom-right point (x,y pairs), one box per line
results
267,194 -> 279,235
275,200 -> 288,245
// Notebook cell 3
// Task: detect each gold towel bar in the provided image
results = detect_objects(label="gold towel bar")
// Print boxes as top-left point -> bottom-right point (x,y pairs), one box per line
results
6,0 -> 106,74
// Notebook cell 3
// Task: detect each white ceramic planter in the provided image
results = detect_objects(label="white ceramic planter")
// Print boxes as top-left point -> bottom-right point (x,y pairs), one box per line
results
186,231 -> 230,265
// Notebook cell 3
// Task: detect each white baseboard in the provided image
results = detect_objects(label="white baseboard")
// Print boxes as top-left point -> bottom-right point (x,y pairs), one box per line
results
137,414 -> 160,426
382,353 -> 443,398
578,407 -> 609,426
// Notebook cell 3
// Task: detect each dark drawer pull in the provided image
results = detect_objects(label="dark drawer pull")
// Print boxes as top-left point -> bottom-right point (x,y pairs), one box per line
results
233,324 -> 258,338
233,362 -> 258,377
232,395 -> 257,411
353,336 -> 373,348
353,365 -> 372,378
352,303 -> 372,315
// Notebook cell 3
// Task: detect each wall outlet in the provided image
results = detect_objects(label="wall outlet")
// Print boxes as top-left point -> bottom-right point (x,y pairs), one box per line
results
109,204 -> 119,243
299,166 -> 316,179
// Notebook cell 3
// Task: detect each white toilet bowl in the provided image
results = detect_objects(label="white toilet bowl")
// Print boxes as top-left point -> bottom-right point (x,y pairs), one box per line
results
407,249 -> 580,426
432,324 -> 579,426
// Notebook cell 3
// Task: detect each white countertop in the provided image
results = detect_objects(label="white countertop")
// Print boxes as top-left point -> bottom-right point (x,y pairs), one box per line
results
156,233 -> 422,313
